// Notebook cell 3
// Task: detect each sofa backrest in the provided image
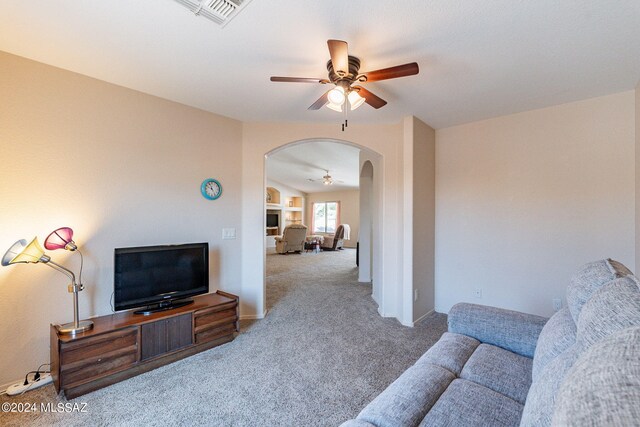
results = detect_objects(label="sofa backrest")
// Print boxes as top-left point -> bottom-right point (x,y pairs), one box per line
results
566,258 -> 632,322
520,259 -> 640,427
531,259 -> 630,380
531,307 -> 575,380
552,326 -> 640,425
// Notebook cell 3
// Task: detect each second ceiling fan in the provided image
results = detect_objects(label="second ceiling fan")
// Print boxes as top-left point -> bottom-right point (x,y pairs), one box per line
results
307,170 -> 343,186
271,39 -> 419,114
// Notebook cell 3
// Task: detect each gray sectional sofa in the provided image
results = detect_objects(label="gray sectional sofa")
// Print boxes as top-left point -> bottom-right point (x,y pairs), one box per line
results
341,259 -> 640,426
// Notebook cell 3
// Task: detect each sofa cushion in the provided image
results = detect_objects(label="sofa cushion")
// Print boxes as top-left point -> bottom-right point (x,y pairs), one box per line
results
415,332 -> 479,376
575,276 -> 640,349
459,343 -> 532,404
519,345 -> 579,427
531,307 -> 576,381
552,326 -> 640,426
566,259 -> 632,322
358,363 -> 455,427
418,379 -> 524,427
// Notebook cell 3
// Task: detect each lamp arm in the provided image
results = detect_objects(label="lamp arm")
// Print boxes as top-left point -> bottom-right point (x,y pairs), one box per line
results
44,260 -> 77,284
44,258 -> 87,332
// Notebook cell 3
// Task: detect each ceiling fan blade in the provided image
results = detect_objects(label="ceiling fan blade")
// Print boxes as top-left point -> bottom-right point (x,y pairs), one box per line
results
361,62 -> 419,82
270,76 -> 330,84
308,91 -> 330,110
353,86 -> 387,109
327,39 -> 349,75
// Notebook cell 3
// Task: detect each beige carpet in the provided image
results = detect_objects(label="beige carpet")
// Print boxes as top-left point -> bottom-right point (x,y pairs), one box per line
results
0,248 -> 447,426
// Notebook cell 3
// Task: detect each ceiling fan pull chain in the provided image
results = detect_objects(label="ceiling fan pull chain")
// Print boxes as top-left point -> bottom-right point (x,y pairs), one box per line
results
344,101 -> 349,130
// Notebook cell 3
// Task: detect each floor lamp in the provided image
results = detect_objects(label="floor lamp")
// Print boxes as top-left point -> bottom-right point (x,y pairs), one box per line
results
2,227 -> 93,335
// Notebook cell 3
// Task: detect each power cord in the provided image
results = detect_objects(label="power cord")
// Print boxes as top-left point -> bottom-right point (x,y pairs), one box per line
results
23,363 -> 50,385
110,291 -> 115,312
18,363 -> 51,395
1,363 -> 52,396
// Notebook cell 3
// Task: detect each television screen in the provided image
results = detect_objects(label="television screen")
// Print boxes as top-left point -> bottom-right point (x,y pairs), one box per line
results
266,213 -> 278,228
114,243 -> 209,312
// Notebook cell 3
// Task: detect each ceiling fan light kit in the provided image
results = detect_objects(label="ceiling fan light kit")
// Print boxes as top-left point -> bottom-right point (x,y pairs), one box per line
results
322,170 -> 334,185
348,90 -> 365,110
326,102 -> 343,113
270,39 -> 419,130
327,86 -> 346,106
307,170 -> 342,186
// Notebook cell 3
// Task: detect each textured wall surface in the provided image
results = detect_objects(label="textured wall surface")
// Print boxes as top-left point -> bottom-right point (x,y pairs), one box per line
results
0,51 -> 243,386
436,92 -> 635,316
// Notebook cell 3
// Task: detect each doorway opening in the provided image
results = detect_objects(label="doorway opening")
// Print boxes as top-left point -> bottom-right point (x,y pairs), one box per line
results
263,138 -> 381,313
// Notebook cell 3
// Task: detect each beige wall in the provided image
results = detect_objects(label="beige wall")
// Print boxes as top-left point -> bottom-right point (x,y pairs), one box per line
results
305,190 -> 359,248
636,82 -> 640,273
436,91 -> 636,317
358,152 -> 383,304
409,117 -> 436,321
0,52 -> 243,386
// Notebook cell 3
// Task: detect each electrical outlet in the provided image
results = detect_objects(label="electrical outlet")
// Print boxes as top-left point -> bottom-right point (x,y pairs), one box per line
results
553,298 -> 562,311
474,288 -> 482,299
414,289 -> 419,302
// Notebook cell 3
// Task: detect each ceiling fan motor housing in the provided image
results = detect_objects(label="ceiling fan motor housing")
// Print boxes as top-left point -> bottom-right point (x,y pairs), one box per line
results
327,56 -> 362,84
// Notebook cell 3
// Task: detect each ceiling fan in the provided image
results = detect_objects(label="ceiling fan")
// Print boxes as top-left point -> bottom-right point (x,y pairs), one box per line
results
307,170 -> 343,186
270,39 -> 419,120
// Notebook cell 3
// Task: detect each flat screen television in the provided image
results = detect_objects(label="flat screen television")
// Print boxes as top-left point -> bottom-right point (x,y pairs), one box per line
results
114,242 -> 209,314
266,213 -> 279,228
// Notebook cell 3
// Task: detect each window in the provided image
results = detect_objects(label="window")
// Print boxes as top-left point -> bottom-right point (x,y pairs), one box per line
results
313,202 -> 339,234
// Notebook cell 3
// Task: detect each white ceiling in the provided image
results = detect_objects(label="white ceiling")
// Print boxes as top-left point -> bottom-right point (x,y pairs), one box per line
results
267,141 -> 360,193
1,1 -> 639,128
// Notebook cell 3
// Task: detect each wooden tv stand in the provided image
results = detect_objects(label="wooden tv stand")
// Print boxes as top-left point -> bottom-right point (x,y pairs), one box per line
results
50,291 -> 239,399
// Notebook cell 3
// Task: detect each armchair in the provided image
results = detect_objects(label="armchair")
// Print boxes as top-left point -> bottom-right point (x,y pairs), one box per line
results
321,224 -> 350,251
275,224 -> 308,254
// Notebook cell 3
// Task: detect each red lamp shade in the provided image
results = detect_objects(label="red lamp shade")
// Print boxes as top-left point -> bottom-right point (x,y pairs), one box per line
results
44,227 -> 77,251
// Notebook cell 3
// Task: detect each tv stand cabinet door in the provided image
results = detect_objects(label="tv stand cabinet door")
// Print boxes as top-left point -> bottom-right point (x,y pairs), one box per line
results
140,313 -> 192,360
167,313 -> 193,351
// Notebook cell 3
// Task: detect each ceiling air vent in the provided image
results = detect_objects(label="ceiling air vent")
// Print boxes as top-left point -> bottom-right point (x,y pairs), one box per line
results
172,0 -> 253,27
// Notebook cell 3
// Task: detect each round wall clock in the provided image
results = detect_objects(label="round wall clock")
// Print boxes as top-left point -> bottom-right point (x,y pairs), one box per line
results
201,178 -> 222,200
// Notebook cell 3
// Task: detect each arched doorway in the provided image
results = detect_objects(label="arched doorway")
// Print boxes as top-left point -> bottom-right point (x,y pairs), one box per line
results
359,160 -> 373,284
263,138 -> 383,313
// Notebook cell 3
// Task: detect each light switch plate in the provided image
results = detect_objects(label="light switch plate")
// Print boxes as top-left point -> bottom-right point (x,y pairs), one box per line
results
222,228 -> 236,240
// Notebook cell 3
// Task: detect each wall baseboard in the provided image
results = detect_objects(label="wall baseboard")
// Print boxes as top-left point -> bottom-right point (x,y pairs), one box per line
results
412,309 -> 436,326
434,306 -> 449,314
239,309 -> 267,320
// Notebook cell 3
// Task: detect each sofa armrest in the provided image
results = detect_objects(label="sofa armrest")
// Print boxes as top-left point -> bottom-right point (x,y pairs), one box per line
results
448,303 -> 548,358
274,236 -> 283,242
